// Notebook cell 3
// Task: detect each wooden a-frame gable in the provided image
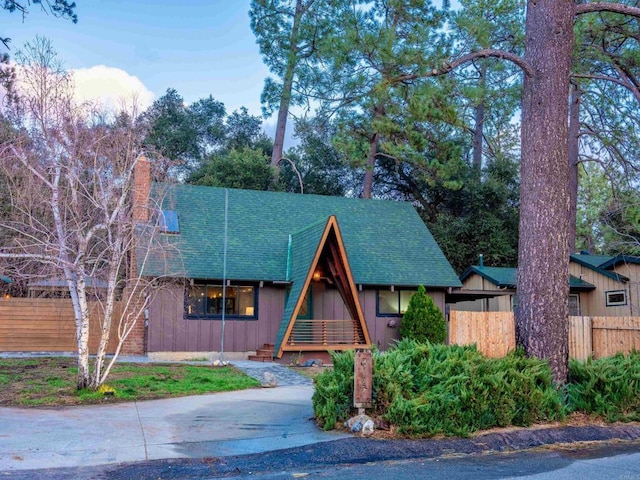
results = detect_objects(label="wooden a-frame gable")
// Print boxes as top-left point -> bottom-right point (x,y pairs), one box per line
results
274,216 -> 371,358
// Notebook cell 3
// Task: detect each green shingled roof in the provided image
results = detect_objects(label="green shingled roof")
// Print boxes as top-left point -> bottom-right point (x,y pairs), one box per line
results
570,253 -> 627,282
570,253 -> 615,269
141,184 -> 461,288
460,266 -> 595,291
274,219 -> 327,356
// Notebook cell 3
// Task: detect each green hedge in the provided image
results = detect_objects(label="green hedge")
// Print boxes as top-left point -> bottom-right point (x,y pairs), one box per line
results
566,351 -> 640,422
313,340 -> 565,436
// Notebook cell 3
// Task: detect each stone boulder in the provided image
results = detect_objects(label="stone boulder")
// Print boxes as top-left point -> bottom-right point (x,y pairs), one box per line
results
261,371 -> 278,388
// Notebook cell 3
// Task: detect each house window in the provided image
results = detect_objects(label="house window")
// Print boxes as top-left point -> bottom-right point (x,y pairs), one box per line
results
377,289 -> 417,316
605,289 -> 627,307
186,283 -> 257,319
569,294 -> 580,316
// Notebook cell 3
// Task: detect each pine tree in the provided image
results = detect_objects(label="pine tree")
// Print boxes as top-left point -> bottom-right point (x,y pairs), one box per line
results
400,285 -> 447,344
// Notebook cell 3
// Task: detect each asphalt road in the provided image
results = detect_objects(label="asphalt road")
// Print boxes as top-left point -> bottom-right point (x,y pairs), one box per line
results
3,438 -> 640,480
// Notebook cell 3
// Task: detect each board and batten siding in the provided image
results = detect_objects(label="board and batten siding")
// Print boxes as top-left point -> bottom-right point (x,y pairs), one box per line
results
147,285 -> 285,353
147,283 -> 446,353
607,263 -> 640,317
454,274 -> 514,312
569,262 -> 632,316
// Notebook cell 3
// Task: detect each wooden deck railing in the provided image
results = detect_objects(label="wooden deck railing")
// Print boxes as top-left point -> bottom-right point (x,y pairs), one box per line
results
285,319 -> 366,349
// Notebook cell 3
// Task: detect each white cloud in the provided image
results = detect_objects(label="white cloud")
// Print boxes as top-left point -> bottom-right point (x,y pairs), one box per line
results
72,65 -> 154,113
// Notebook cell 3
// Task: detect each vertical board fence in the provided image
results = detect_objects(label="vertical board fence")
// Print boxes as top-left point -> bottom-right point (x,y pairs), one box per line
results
449,311 -> 640,360
0,298 -> 123,353
448,311 -> 515,358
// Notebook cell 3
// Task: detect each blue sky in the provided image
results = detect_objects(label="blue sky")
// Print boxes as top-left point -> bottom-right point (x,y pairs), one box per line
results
6,0 -> 461,134
6,1 -> 270,117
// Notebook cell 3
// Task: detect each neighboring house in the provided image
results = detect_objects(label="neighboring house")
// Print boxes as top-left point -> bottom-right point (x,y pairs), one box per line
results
569,252 -> 640,316
26,276 -> 109,299
452,252 -> 640,316
134,160 -> 461,361
452,265 -> 595,314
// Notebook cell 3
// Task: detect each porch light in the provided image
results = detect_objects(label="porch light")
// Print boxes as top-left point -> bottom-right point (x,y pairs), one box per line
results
313,270 -> 321,281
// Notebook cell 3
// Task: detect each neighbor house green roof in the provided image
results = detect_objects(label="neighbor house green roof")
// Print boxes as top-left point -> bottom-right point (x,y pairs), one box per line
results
459,266 -> 595,291
140,184 -> 461,288
570,253 -> 628,282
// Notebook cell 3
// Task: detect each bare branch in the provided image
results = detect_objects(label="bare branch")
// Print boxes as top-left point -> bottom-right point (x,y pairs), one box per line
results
576,3 -> 640,18
572,73 -> 640,103
390,49 -> 534,84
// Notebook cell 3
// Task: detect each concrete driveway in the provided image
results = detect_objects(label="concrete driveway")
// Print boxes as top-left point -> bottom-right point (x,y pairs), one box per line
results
0,362 -> 348,472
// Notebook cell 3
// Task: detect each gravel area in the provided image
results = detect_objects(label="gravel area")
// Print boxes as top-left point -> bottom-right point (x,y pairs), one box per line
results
231,360 -> 313,386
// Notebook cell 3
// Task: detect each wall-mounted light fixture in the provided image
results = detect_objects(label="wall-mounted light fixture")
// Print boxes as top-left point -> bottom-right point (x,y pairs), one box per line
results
312,269 -> 321,281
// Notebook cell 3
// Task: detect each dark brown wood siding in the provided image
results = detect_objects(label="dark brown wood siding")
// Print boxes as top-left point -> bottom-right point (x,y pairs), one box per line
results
359,288 -> 446,350
147,283 -> 447,352
147,285 -> 285,352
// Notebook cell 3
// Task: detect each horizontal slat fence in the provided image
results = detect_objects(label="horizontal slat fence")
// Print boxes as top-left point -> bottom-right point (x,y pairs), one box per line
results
0,298 -> 122,353
449,311 -> 640,360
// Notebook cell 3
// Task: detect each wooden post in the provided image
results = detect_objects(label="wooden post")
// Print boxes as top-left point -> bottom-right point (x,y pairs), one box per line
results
354,349 -> 372,414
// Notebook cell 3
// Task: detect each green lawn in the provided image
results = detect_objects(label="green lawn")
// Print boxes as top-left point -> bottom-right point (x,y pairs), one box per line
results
0,357 -> 261,407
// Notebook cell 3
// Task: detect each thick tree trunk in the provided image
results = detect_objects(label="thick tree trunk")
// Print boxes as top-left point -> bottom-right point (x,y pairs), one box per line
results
516,0 -> 575,385
270,0 -> 304,170
568,83 -> 582,253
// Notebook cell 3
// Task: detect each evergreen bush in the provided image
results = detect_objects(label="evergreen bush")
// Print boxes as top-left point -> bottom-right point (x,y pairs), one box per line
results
399,285 -> 446,344
566,351 -> 640,422
312,340 -> 565,437
312,350 -> 355,430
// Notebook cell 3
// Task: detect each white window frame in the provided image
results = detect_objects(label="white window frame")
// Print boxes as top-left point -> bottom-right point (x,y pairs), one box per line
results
605,289 -> 627,307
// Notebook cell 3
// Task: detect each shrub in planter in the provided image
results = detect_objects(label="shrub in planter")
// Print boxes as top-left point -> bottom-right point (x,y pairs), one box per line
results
399,285 -> 446,344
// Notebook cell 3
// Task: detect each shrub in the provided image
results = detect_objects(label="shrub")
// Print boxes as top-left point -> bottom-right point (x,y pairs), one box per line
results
399,285 -> 446,344
312,350 -> 355,430
312,340 -> 565,437
565,351 -> 640,422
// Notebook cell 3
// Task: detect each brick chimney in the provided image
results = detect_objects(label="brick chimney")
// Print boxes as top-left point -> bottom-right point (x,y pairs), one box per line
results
125,155 -> 151,356
132,155 -> 151,223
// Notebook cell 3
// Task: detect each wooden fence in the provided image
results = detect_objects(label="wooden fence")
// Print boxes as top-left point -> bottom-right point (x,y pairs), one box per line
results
0,298 -> 123,353
449,311 -> 640,360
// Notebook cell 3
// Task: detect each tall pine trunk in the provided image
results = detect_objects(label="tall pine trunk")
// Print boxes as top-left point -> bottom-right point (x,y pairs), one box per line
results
516,0 -> 575,385
362,133 -> 379,199
270,0 -> 304,171
473,62 -> 487,173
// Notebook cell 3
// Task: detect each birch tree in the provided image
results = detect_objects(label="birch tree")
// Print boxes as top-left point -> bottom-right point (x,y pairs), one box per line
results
0,37 -> 170,389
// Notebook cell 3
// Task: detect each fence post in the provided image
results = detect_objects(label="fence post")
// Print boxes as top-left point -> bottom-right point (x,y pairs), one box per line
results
354,349 -> 372,415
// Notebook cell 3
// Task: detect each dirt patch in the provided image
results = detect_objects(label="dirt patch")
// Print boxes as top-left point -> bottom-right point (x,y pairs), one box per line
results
288,365 -> 331,379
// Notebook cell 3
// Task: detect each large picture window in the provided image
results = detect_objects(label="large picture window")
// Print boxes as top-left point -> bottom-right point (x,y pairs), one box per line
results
186,283 -> 257,319
377,289 -> 417,316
